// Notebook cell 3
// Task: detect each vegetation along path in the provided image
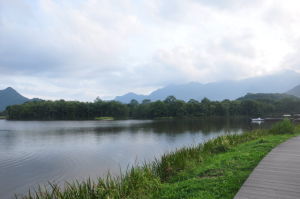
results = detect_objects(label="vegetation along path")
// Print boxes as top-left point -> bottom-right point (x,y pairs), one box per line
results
235,135 -> 300,199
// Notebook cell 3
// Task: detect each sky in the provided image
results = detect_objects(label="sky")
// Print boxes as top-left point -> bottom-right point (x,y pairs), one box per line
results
1,0 -> 300,101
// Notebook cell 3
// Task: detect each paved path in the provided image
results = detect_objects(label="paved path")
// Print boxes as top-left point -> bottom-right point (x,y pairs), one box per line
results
235,136 -> 300,199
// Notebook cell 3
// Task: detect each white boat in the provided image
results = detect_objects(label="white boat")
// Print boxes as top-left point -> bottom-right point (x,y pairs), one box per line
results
251,117 -> 264,121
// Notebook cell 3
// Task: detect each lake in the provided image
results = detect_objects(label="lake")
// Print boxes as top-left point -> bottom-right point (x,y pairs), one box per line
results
0,118 -> 265,198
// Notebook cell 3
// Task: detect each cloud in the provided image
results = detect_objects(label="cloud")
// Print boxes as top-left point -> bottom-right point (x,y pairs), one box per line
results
1,0 -> 300,100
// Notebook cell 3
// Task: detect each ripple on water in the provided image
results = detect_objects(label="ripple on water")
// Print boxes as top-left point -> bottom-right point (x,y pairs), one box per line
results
0,149 -> 80,198
0,151 -> 36,169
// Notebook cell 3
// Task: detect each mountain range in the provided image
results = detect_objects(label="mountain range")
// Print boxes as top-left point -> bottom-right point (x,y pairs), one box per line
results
1,70 -> 300,111
115,70 -> 300,103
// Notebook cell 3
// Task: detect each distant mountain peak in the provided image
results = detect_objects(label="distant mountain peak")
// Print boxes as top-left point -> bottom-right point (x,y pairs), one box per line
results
0,87 -> 29,111
4,87 -> 15,91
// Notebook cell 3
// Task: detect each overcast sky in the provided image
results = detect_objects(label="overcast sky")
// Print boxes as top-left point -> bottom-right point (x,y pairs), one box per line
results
1,0 -> 300,101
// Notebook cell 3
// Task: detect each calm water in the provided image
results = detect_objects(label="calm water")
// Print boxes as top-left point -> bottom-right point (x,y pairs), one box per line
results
0,118 -> 265,198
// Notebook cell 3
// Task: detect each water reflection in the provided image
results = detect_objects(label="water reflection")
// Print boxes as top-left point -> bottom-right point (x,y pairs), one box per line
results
0,118 -> 267,198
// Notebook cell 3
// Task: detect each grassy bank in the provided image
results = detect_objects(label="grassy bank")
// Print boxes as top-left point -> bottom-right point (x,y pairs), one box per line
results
20,120 -> 299,199
0,116 -> 6,119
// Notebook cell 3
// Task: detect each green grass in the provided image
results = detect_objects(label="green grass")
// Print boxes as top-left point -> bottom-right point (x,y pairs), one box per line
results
0,116 -> 6,119
156,134 -> 294,199
94,117 -> 114,120
19,120 -> 299,199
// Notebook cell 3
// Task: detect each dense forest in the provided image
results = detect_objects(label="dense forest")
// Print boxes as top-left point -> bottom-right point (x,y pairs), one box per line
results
5,94 -> 300,120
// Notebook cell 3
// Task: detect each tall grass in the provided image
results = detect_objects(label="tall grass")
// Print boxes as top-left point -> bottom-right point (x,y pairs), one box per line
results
21,168 -> 161,199
152,129 -> 270,181
19,120 -> 297,199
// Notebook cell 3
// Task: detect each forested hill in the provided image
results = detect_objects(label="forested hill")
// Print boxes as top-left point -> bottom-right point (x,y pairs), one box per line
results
0,87 -> 29,111
6,95 -> 300,120
237,93 -> 299,101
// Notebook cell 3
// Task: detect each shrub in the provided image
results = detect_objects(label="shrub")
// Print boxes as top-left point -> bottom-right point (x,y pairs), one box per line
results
269,119 -> 294,134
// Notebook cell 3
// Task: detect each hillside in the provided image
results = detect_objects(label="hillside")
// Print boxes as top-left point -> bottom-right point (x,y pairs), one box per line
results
286,84 -> 300,97
115,70 -> 300,103
0,87 -> 29,111
237,93 -> 298,101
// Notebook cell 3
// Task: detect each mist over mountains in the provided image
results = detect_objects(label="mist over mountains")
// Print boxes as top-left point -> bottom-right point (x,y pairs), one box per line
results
115,70 -> 300,103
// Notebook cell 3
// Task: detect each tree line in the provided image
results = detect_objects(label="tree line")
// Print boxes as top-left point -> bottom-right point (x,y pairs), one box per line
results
5,95 -> 300,120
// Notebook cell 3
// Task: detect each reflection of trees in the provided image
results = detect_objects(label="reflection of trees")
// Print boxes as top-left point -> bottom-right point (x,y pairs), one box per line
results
90,118 -> 251,135
73,118 -> 251,136
3,118 -> 264,141
144,118 -> 250,135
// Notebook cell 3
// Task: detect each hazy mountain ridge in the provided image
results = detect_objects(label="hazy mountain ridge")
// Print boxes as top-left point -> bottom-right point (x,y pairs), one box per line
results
115,70 -> 300,103
114,92 -> 147,104
286,84 -> 300,97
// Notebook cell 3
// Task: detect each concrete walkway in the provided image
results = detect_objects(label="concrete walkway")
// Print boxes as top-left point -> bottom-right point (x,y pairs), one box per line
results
235,136 -> 300,199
